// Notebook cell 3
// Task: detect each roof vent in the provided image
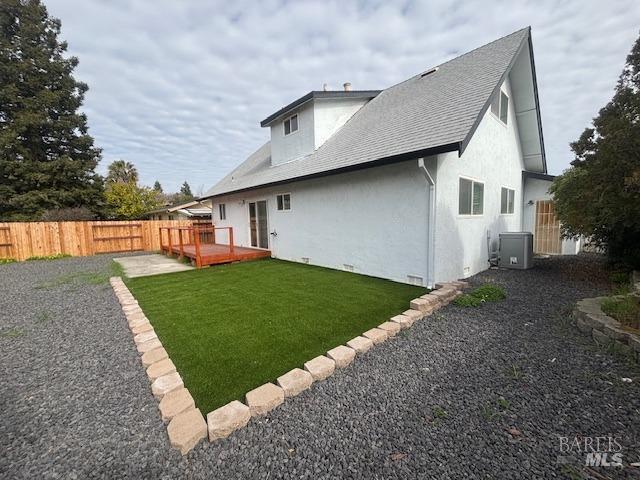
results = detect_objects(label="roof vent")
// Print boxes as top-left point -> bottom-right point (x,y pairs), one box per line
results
343,82 -> 352,91
323,83 -> 328,91
421,67 -> 439,78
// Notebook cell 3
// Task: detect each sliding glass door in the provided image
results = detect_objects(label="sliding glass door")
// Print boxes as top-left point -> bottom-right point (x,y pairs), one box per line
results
249,200 -> 269,249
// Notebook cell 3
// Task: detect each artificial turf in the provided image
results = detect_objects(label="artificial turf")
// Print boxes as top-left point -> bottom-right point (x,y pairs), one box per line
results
126,258 -> 425,413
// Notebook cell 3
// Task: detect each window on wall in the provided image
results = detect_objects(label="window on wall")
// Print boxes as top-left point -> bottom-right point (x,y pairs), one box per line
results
276,193 -> 291,211
490,90 -> 509,125
284,114 -> 298,135
501,187 -> 515,214
500,91 -> 509,123
218,203 -> 226,220
459,178 -> 484,215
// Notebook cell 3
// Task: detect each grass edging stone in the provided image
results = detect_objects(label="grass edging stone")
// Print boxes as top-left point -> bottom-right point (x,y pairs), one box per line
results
109,276 -> 205,456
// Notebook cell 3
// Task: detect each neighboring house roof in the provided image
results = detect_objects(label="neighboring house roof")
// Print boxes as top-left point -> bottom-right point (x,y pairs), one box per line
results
146,200 -> 212,217
205,27 -> 542,199
174,208 -> 212,218
260,90 -> 382,127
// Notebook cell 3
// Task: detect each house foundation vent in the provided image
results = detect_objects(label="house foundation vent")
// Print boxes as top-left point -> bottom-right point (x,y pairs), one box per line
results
407,275 -> 424,286
343,264 -> 354,272
301,257 -> 310,264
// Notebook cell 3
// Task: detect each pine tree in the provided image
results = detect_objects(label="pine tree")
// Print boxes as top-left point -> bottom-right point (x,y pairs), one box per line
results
550,33 -> 640,267
180,181 -> 193,199
0,0 -> 104,220
153,180 -> 162,193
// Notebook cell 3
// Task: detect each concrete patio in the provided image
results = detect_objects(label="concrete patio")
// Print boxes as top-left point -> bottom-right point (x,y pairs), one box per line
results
114,254 -> 194,278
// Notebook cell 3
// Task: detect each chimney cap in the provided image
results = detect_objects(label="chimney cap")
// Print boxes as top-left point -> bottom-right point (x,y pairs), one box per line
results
343,82 -> 352,91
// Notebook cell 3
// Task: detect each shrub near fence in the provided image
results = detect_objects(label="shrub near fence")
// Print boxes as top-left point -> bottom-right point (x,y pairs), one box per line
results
0,220 -> 206,261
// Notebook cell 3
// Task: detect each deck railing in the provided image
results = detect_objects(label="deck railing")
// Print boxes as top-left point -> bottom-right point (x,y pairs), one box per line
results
159,225 -> 235,268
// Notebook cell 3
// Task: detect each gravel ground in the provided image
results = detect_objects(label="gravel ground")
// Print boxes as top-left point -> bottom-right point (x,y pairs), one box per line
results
1,254 -> 639,479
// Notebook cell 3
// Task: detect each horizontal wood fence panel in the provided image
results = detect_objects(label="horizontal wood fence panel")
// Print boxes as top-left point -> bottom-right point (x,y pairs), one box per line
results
0,220 -> 205,261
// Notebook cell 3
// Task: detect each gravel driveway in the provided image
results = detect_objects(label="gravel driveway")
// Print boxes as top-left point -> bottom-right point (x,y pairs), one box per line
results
1,254 -> 638,479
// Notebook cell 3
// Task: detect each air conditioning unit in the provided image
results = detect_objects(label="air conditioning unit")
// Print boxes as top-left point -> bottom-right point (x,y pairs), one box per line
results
499,232 -> 533,270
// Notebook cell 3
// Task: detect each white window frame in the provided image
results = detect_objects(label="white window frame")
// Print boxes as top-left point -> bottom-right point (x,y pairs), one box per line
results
276,193 -> 292,211
500,187 -> 515,215
218,203 -> 226,220
283,114 -> 299,136
490,89 -> 509,126
458,176 -> 484,217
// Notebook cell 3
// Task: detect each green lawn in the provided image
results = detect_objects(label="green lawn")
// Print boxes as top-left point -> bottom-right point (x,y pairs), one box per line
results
126,259 -> 425,413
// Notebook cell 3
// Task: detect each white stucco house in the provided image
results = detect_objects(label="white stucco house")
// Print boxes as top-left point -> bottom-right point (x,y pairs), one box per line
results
203,27 -> 570,287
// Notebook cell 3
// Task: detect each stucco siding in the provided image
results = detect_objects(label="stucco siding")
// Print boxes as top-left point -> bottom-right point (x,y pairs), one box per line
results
433,79 -> 525,282
313,98 -> 369,150
522,178 -> 550,234
212,160 -> 430,285
270,102 -> 315,165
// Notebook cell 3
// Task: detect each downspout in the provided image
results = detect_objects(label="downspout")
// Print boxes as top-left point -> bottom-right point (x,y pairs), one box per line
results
417,158 -> 436,288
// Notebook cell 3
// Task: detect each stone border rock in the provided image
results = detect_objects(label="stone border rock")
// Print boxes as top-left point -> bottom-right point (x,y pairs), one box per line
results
573,292 -> 640,362
110,276 -> 469,451
109,277 -> 206,455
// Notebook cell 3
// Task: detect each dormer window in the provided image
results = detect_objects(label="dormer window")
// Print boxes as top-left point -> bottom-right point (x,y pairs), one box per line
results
284,114 -> 298,135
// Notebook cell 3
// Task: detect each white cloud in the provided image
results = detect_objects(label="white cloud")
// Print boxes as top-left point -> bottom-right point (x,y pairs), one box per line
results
45,0 -> 640,192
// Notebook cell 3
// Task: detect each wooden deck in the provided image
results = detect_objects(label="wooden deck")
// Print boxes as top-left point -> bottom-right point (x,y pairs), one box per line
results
159,225 -> 270,267
163,243 -> 270,266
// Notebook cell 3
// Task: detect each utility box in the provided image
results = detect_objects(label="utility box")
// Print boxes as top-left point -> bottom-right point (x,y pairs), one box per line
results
499,232 -> 533,270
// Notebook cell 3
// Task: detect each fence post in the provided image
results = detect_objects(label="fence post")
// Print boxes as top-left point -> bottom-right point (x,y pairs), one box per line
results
194,227 -> 202,267
229,227 -> 234,255
167,227 -> 173,256
178,229 -> 184,258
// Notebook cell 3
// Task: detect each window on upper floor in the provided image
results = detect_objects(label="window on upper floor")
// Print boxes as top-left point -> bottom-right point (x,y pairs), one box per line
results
284,114 -> 298,135
276,193 -> 291,211
501,187 -> 515,214
490,90 -> 509,125
218,203 -> 226,220
459,177 -> 484,215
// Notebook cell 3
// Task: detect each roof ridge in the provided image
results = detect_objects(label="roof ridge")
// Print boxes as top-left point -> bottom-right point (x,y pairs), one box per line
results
436,26 -> 530,70
378,26 -> 531,93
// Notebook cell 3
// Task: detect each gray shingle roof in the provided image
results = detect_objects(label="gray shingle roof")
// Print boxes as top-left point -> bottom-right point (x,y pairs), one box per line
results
205,27 -> 531,198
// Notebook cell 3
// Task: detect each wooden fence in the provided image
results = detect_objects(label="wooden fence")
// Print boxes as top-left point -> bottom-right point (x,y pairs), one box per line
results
0,220 -> 208,261
534,200 -> 562,254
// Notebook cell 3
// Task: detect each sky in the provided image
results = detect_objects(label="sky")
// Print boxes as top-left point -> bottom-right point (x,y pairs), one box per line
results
45,0 -> 640,194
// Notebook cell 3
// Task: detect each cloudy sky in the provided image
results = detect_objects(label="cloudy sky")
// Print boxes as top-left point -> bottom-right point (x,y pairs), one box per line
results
46,0 -> 639,194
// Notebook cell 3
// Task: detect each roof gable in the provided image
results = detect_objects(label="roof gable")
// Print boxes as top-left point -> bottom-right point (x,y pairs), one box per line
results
205,27 -> 540,198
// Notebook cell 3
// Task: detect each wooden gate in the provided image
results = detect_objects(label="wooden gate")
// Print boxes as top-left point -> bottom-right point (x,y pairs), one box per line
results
534,200 -> 562,254
91,223 -> 143,253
